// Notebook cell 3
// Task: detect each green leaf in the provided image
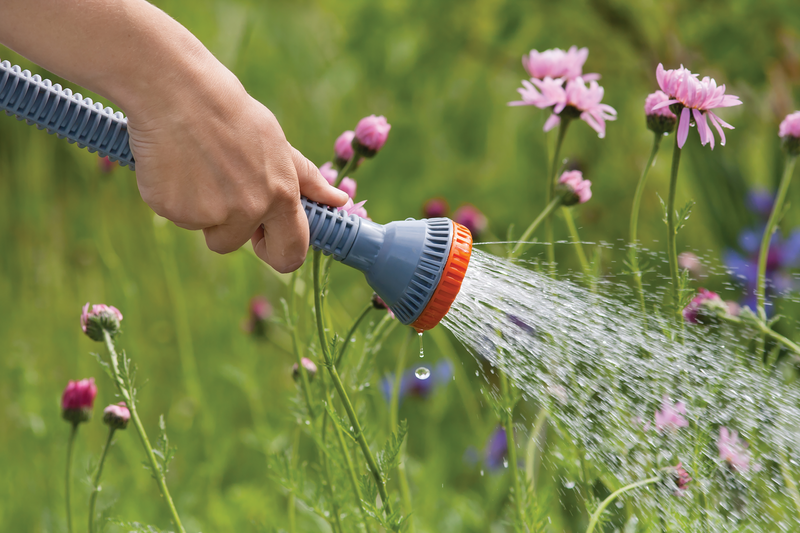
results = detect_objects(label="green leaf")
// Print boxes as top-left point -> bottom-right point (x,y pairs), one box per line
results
657,193 -> 668,226
377,419 -> 408,477
675,200 -> 696,234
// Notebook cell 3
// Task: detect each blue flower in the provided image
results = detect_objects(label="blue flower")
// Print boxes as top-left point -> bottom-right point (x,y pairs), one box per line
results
746,188 -> 775,220
484,426 -> 510,470
381,360 -> 453,404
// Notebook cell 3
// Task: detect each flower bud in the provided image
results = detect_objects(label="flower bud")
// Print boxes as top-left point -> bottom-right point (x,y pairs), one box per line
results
319,162 -> 338,185
555,170 -> 592,206
98,156 -> 117,173
61,378 -> 97,424
81,303 -> 123,342
353,115 -> 391,157
453,204 -> 488,237
246,296 -> 272,338
103,402 -> 131,430
338,177 -> 357,199
779,111 -> 800,156
682,288 -> 729,325
371,293 -> 396,319
292,357 -> 317,382
334,130 -> 356,167
644,90 -> 677,135
422,198 -> 449,218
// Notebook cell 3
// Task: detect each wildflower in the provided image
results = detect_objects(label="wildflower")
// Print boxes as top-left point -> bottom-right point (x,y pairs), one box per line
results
717,427 -> 751,473
672,462 -> 692,495
292,357 -> 318,382
341,198 -> 369,219
422,198 -> 449,219
653,395 -> 688,432
652,64 -> 742,149
682,288 -> 731,324
521,46 -> 598,81
338,177 -> 357,199
453,204 -> 487,237
98,155 -> 116,173
353,115 -> 391,157
644,90 -> 677,135
371,293 -> 395,319
556,170 -> 592,205
484,425 -> 510,470
334,130 -> 356,166
509,76 -> 568,110
779,111 -> 800,155
81,303 -> 123,341
525,77 -> 617,138
62,378 -> 97,424
678,252 -> 704,278
245,296 -> 272,337
746,188 -> 775,220
319,162 -> 338,185
381,360 -> 453,404
103,402 -> 131,430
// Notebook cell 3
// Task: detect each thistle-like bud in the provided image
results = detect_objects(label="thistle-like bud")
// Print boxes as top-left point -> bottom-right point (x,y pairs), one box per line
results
779,111 -> 800,156
353,115 -> 391,157
555,170 -> 592,206
292,357 -> 317,382
103,402 -> 131,430
61,378 -> 97,424
371,293 -> 396,319
81,303 -> 123,341
645,90 -> 677,135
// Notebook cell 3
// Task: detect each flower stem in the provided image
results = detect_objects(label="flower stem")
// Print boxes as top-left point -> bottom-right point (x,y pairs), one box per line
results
331,407 -> 374,533
545,119 -> 571,272
320,411 -> 344,533
721,313 -> 800,359
65,422 -> 78,533
561,206 -> 591,277
312,251 -> 393,517
525,409 -> 548,494
756,155 -> 797,353
88,427 -> 115,533
389,332 -> 416,533
335,303 -> 373,368
288,426 -> 300,533
101,330 -> 186,533
499,372 -> 525,530
509,197 -> 561,258
289,270 -> 316,418
630,133 -> 663,315
336,155 -> 359,186
666,135 -> 683,317
585,476 -> 660,533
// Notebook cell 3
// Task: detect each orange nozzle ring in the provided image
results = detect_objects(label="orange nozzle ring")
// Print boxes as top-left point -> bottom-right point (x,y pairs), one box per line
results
411,221 -> 473,331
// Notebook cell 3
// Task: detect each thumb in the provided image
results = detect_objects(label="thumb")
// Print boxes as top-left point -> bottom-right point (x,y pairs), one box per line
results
291,146 -> 349,207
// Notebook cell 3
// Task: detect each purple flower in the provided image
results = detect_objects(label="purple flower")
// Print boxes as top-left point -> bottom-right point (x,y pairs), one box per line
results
453,204 -> 487,237
653,395 -> 688,432
746,188 -> 775,220
717,427 -> 751,473
484,426 -> 510,470
423,198 -> 449,219
103,402 -> 131,430
381,360 -> 453,404
682,288 -> 722,324
62,378 -> 97,424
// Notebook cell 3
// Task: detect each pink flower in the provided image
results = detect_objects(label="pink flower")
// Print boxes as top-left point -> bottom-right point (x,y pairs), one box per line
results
341,198 -> 369,219
528,77 -> 616,138
334,130 -> 356,161
521,46 -> 599,81
371,293 -> 396,319
678,252 -> 704,278
557,170 -> 592,205
645,90 -> 676,117
654,395 -> 689,432
682,288 -> 721,324
779,111 -> 800,138
98,156 -> 116,173
423,198 -> 449,218
652,64 -> 742,149
81,302 -> 123,341
245,296 -> 272,337
103,402 -> 131,429
338,177 -> 357,199
62,378 -> 97,424
672,462 -> 692,495
453,204 -> 488,236
319,162 -> 338,185
717,427 -> 751,473
354,115 -> 391,155
292,357 -> 318,381
509,76 -> 567,109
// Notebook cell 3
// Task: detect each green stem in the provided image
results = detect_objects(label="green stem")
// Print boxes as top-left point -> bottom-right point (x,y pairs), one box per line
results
320,411 -> 344,533
88,427 -> 116,533
312,251 -> 393,517
630,133 -> 663,315
289,270 -> 316,418
65,422 -> 78,533
336,304 -> 373,368
666,135 -> 683,318
336,154 -> 360,185
509,197 -> 561,258
585,476 -> 660,533
390,333 -> 416,533
331,413 -> 374,533
779,450 -> 800,519
499,372 -> 525,530
545,119 -> 571,273
721,314 -> 800,358
561,207 -> 591,277
102,330 -> 186,533
288,427 -> 300,533
525,409 -> 548,494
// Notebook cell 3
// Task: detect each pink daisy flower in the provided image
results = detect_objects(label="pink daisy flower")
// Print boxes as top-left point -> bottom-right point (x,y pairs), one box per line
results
521,46 -> 599,81
779,111 -> 800,139
652,64 -> 742,149
717,427 -> 751,473
546,77 -> 617,138
654,395 -> 689,432
509,76 -> 567,109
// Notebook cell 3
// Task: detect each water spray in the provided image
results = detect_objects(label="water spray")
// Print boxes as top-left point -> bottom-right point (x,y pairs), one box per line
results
0,60 -> 473,330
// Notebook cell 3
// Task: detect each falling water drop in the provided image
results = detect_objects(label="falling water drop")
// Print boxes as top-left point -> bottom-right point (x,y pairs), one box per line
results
415,367 -> 430,380
418,330 -> 424,358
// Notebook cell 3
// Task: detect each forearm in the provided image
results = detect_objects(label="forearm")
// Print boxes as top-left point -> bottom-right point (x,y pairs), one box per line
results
0,0 -> 237,116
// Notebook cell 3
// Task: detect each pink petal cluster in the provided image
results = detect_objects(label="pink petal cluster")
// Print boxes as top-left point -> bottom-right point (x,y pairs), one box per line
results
510,77 -> 567,110
717,427 -> 751,473
558,170 -> 592,204
103,402 -> 131,429
98,155 -> 116,173
338,177 -> 357,199
453,204 -> 488,236
250,296 -> 272,321
653,64 -> 742,149
62,378 -> 97,411
645,90 -> 677,119
292,357 -> 318,381
682,288 -> 721,324
334,131 -> 356,161
521,46 -> 598,81
673,462 -> 692,495
319,162 -> 338,185
355,115 -> 391,152
81,303 -> 123,333
654,395 -> 689,432
423,198 -> 449,218
342,198 -> 369,219
779,111 -> 800,139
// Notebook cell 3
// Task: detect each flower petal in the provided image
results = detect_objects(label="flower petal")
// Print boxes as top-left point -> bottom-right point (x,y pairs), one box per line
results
677,107 -> 691,148
652,99 -> 679,111
543,113 -> 561,132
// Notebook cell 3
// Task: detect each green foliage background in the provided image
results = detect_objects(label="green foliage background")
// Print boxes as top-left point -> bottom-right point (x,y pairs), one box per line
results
2,0 -> 800,531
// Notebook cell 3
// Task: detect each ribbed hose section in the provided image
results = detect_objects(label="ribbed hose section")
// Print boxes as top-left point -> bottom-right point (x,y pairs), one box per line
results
0,60 -> 135,168
302,197 -> 361,261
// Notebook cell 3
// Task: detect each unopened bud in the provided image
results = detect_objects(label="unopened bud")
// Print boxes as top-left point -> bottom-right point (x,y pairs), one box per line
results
81,303 -> 123,342
103,402 -> 131,430
292,358 -> 318,382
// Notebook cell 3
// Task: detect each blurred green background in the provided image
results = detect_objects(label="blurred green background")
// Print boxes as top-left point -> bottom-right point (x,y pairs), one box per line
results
2,0 -> 800,531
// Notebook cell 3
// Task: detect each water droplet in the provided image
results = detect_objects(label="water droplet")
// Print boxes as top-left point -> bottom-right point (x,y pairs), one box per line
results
480,469 -> 484,476
503,458 -> 509,468
564,481 -> 575,489
415,367 -> 430,380
418,331 -> 424,357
